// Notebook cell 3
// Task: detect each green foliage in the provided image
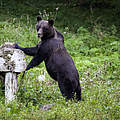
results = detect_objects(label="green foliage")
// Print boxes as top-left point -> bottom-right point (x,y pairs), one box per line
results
0,0 -> 120,119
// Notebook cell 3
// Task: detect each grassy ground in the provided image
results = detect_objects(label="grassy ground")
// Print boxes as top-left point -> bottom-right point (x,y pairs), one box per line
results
0,0 -> 120,119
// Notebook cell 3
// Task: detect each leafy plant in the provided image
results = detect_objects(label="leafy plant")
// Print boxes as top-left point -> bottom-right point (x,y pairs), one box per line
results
0,0 -> 120,119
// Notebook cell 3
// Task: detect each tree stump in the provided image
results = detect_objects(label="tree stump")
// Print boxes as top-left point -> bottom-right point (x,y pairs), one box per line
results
0,42 -> 26,103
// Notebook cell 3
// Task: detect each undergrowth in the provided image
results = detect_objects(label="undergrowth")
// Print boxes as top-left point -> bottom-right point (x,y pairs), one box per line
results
0,0 -> 120,119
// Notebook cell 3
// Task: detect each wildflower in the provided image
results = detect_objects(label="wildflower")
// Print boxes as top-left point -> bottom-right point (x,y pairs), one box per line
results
56,7 -> 59,11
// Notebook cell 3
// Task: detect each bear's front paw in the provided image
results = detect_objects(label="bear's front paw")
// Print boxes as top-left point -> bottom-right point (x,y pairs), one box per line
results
13,43 -> 19,49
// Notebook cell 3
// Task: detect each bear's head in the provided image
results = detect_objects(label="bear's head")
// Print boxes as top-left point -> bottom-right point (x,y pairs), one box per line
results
36,16 -> 55,40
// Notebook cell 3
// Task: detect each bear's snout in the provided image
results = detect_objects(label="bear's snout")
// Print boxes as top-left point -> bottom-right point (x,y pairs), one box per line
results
38,33 -> 42,38
37,28 -> 43,38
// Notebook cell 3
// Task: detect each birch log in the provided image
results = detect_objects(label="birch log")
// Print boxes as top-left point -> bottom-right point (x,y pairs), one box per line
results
0,42 -> 26,103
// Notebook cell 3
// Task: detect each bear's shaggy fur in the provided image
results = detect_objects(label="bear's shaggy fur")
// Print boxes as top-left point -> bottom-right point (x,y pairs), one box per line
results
15,16 -> 81,101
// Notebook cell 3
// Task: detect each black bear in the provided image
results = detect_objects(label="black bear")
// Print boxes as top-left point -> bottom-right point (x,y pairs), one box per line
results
15,16 -> 81,101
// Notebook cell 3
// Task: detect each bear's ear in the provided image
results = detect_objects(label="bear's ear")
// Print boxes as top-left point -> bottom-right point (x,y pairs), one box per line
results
37,16 -> 42,22
48,19 -> 54,26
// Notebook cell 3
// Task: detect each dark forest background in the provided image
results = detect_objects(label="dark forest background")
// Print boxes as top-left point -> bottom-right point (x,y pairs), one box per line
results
0,0 -> 120,119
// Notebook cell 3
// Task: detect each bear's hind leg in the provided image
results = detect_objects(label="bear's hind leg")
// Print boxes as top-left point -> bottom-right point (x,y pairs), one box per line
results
58,80 -> 74,101
75,83 -> 81,101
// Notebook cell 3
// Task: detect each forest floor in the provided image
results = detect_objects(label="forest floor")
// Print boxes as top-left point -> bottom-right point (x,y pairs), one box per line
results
0,0 -> 120,119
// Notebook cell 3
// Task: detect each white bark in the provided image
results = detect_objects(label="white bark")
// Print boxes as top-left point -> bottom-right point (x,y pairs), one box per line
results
0,42 -> 27,103
5,72 -> 17,103
0,46 -> 26,72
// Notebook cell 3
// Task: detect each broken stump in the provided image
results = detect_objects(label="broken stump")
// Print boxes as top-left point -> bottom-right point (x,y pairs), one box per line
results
0,42 -> 26,103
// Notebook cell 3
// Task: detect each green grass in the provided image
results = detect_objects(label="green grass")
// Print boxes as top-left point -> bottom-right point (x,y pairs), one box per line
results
0,0 -> 120,119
